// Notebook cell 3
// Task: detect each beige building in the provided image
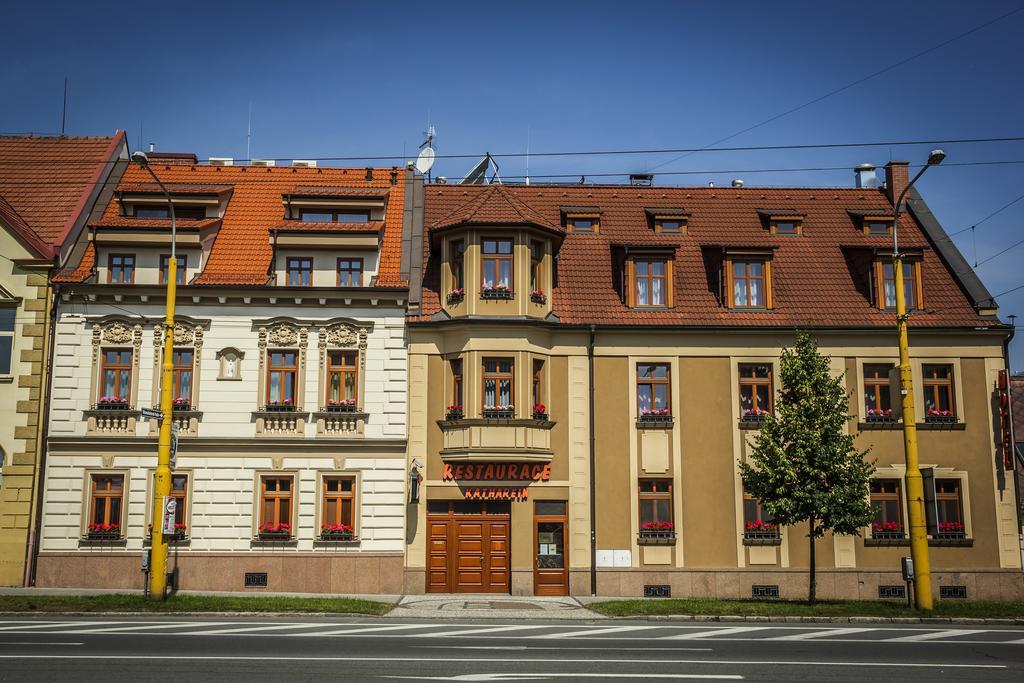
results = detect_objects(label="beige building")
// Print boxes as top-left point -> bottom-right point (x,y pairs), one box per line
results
0,133 -> 127,586
406,166 -> 1023,600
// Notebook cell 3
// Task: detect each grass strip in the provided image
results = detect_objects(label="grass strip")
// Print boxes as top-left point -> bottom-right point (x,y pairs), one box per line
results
0,594 -> 392,615
589,598 -> 1024,619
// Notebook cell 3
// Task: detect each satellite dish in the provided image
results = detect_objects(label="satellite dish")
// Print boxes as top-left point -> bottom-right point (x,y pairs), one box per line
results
416,147 -> 435,174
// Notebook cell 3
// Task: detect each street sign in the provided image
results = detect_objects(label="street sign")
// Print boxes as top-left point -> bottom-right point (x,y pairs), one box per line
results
141,408 -> 163,421
170,426 -> 179,470
161,496 -> 177,535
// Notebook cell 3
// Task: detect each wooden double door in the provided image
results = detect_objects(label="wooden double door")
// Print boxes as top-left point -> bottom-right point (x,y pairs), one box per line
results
427,501 -> 510,593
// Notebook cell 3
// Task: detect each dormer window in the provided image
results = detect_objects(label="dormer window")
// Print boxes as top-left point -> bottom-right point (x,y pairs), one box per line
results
134,205 -> 207,220
159,254 -> 188,285
286,257 -> 313,287
645,209 -> 688,234
481,238 -> 513,295
337,258 -> 363,287
299,209 -> 370,223
770,218 -> 802,236
874,257 -> 922,310
724,251 -> 773,309
451,240 -> 465,290
562,207 -> 601,233
108,254 -> 135,284
863,217 -> 894,236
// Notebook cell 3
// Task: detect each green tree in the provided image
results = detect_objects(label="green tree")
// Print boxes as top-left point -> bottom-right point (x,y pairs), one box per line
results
739,332 -> 875,604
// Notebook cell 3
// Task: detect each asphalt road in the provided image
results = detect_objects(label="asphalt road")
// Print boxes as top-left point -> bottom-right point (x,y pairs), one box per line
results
0,616 -> 1021,681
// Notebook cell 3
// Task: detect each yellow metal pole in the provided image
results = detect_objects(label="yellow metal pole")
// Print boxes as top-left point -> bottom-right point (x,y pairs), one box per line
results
893,252 -> 933,610
148,257 -> 176,600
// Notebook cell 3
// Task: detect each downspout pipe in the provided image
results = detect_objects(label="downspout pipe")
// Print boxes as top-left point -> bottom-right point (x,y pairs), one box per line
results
588,324 -> 597,596
1002,328 -> 1024,569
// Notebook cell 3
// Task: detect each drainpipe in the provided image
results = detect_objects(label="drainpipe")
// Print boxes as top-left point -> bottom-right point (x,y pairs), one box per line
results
588,324 -> 597,596
1002,328 -> 1024,569
24,280 -> 57,586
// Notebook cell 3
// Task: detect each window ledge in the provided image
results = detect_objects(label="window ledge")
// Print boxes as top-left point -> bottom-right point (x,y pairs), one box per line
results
78,536 -> 127,548
743,536 -> 782,546
864,537 -> 909,547
858,420 -> 903,430
0,376 -> 13,384
636,418 -> 674,429
637,532 -> 677,546
930,537 -> 973,547
144,535 -> 191,547
251,536 -> 298,547
314,536 -> 360,547
916,421 -> 965,431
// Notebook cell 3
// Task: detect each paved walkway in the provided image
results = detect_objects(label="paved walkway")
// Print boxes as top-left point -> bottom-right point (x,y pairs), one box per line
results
388,594 -> 600,620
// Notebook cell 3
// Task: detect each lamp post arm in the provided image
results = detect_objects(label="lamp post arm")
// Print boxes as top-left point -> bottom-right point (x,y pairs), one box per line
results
892,164 -> 930,257
140,165 -> 177,260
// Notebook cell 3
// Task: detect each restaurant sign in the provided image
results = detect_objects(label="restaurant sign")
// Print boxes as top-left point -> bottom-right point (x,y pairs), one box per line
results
443,462 -> 551,501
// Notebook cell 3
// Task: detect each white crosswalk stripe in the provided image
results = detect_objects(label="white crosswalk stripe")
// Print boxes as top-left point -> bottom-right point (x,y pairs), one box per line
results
663,627 -> 771,640
61,622 -> 236,634
769,627 -> 873,641
303,623 -> 439,636
0,621 -> 115,632
183,623 -> 326,635
532,625 -> 660,639
885,629 -> 984,642
419,624 -> 554,638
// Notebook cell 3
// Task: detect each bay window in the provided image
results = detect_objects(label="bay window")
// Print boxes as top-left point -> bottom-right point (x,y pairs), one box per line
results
483,358 -> 514,416
481,238 -> 513,295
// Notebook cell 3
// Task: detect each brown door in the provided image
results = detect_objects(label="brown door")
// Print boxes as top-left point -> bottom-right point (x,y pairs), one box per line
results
534,500 -> 568,596
427,501 -> 511,593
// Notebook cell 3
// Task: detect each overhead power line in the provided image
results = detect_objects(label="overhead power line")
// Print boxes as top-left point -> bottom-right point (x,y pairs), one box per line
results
948,191 -> 1024,237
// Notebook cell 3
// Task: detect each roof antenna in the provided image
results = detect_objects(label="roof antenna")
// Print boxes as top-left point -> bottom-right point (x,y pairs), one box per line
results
525,126 -> 531,186
60,77 -> 68,136
416,120 -> 436,183
246,102 -> 253,163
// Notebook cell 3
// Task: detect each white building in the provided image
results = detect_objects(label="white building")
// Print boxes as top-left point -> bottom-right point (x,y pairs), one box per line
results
35,156 -> 423,593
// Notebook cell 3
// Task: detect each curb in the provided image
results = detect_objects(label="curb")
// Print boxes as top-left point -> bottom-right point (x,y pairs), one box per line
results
0,611 -> 391,618
616,614 -> 1024,625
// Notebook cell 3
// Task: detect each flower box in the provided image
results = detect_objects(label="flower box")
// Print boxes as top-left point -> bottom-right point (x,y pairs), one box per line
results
481,287 -> 514,300
741,411 -> 769,423
638,411 -> 672,423
530,291 -> 546,304
86,523 -> 121,540
447,289 -> 465,304
744,522 -> 779,541
934,531 -> 967,541
445,406 -> 464,421
871,531 -> 906,540
95,400 -> 129,411
265,403 -> 296,413
865,410 -> 897,423
319,526 -> 355,542
483,409 -> 514,420
638,529 -> 677,544
324,403 -> 357,413
171,402 -> 191,412
532,403 -> 548,421
925,412 -> 957,424
532,412 -> 549,421
257,532 -> 291,541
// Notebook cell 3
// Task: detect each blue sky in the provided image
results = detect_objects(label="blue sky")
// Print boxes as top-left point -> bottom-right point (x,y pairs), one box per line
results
5,0 -> 1024,361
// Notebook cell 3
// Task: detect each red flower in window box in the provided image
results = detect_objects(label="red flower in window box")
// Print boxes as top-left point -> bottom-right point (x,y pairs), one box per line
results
258,522 -> 291,539
265,398 -> 295,412
326,398 -> 357,412
447,288 -> 465,304
172,396 -> 191,410
871,521 -> 905,539
744,520 -> 779,539
530,289 -> 546,304
639,521 -> 676,542
937,521 -> 965,537
86,522 -> 121,539
639,408 -> 672,422
320,523 -> 355,541
533,403 -> 548,419
445,404 -> 464,420
96,396 -> 129,410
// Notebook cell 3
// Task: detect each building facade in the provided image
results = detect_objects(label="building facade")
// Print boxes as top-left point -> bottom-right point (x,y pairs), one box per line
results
405,164 -> 1023,600
0,133 -> 126,586
35,156 -> 420,593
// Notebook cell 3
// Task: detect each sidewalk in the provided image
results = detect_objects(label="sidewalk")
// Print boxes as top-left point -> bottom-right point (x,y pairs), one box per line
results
0,587 -> 399,604
388,594 -> 600,620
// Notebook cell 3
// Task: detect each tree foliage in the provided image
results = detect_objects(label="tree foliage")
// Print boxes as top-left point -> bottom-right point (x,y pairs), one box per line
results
739,332 -> 875,603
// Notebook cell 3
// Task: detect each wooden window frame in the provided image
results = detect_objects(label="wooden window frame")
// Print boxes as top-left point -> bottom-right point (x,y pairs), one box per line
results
107,253 -> 136,284
481,238 -> 514,291
325,349 -> 358,407
769,216 -> 803,236
652,215 -> 688,234
286,256 -> 314,287
259,475 -> 295,535
100,348 -> 133,403
321,475 -> 357,532
530,240 -> 544,293
874,258 -> 923,310
863,363 -> 894,417
450,240 -> 466,291
870,478 -> 904,531
862,217 -> 894,236
88,473 -> 125,533
638,479 -> 673,526
336,257 -> 364,287
0,306 -> 13,375
450,359 -> 464,408
636,362 -> 671,416
627,256 -> 674,308
265,349 -> 299,407
922,363 -> 956,418
738,363 -> 773,417
935,478 -> 964,527
725,255 -> 772,309
532,359 -> 545,410
564,213 -> 600,233
159,254 -> 188,285
169,472 -> 189,531
171,349 -> 194,405
482,357 -> 515,411
298,208 -> 371,223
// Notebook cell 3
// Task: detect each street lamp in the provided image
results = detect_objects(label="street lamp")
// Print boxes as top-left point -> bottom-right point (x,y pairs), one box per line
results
130,151 -> 177,601
892,149 -> 944,611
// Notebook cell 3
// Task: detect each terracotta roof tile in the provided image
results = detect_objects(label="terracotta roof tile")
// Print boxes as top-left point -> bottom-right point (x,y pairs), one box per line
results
0,133 -> 124,257
285,186 -> 391,198
430,184 -> 562,234
414,184 -> 988,329
92,216 -> 220,230
52,241 -> 95,282
268,219 -> 383,234
116,182 -> 233,196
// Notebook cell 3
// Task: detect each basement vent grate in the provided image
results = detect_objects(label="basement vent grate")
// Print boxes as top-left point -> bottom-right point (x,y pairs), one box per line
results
644,585 -> 671,598
878,585 -> 906,599
940,585 -> 967,599
751,584 -> 780,599
244,572 -> 268,588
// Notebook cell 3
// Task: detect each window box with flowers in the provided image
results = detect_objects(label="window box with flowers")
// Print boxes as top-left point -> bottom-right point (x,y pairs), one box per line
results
445,405 -> 464,421
532,403 -> 548,420
172,397 -> 191,412
637,521 -> 676,545
265,399 -> 296,413
148,523 -> 189,543
483,404 -> 514,420
85,522 -> 122,541
934,521 -> 966,540
481,284 -> 514,300
96,396 -> 130,411
638,408 -> 673,426
447,288 -> 465,305
256,522 -> 292,540
530,289 -> 546,304
325,399 -> 357,413
740,408 -> 770,425
743,521 -> 781,545
865,408 -> 897,424
870,521 -> 906,543
925,409 -> 957,424
319,524 -> 356,542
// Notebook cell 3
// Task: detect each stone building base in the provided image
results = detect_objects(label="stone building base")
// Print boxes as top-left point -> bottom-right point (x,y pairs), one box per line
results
36,552 -> 405,594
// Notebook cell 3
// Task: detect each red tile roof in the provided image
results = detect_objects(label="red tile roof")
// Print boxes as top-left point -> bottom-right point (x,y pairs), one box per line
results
52,241 -> 95,282
116,183 -> 233,196
268,219 -> 384,234
92,216 -> 220,230
285,186 -> 391,199
58,164 -> 408,287
0,133 -> 124,258
430,183 -> 562,234
415,183 -> 991,329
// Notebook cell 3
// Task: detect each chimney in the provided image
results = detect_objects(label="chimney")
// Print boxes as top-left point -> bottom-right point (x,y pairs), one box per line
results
884,161 -> 909,205
148,142 -> 155,153
854,163 -> 878,188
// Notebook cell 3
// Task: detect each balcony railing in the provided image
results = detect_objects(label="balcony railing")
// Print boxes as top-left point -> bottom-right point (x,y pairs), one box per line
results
85,404 -> 140,435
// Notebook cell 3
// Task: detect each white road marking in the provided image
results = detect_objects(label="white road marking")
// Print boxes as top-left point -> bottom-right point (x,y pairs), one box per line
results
303,623 -> 440,636
664,627 -> 770,640
381,674 -> 743,681
0,642 -> 83,646
414,646 -> 714,652
181,622 -> 328,635
533,625 -> 660,639
0,655 -> 1003,668
770,627 -> 873,641
61,621 -> 235,634
0,621 -> 113,632
886,629 -> 983,642
421,625 -> 554,638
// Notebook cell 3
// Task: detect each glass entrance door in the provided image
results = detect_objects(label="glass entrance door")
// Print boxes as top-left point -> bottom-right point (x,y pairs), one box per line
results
534,500 -> 568,595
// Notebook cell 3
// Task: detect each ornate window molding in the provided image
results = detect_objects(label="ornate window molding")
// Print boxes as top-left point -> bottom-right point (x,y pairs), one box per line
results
253,318 -> 311,436
314,318 -> 371,437
86,317 -> 144,435
151,316 -> 208,437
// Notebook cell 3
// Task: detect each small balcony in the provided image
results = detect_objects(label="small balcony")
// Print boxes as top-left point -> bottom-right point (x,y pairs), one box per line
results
85,402 -> 140,435
313,408 -> 367,437
253,407 -> 309,436
438,414 -> 555,462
